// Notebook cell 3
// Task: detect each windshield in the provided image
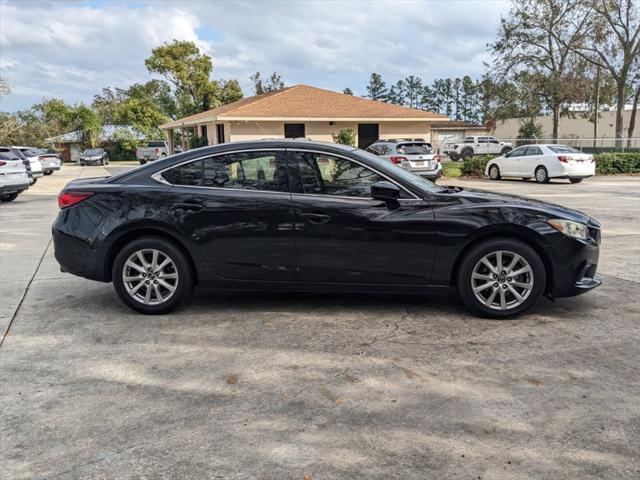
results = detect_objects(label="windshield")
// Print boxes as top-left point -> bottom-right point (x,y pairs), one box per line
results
148,141 -> 165,147
84,149 -> 103,155
358,150 -> 443,194
396,143 -> 433,155
548,145 -> 582,154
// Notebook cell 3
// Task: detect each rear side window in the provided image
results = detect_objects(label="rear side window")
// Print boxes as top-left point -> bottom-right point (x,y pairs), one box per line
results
525,146 -> 543,156
464,137 -> 475,143
396,143 -> 433,155
366,145 -> 381,155
162,151 -> 286,192
162,159 -> 203,186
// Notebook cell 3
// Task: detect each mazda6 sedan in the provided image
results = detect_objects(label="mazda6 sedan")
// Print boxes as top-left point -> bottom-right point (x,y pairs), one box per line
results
52,140 -> 602,318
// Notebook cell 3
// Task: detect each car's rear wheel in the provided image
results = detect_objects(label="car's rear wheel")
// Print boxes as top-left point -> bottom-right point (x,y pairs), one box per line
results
0,193 -> 19,202
535,166 -> 549,184
457,238 -> 546,318
569,177 -> 584,184
449,153 -> 459,161
44,170 -> 53,175
30,178 -> 37,185
112,236 -> 194,314
139,160 -> 147,165
489,164 -> 501,180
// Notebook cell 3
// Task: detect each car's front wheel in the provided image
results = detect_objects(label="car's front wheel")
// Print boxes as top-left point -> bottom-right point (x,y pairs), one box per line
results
535,166 -> 550,184
489,164 -> 501,180
457,237 -> 546,318
112,236 -> 194,314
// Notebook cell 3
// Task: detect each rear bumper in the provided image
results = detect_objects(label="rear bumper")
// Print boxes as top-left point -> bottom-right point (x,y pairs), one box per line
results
0,181 -> 29,194
52,226 -> 108,282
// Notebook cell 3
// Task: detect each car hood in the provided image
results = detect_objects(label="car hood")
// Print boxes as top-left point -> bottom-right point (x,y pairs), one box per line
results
444,187 -> 593,224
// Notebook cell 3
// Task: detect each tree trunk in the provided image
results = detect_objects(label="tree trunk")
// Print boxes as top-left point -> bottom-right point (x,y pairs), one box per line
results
615,81 -> 626,148
627,85 -> 640,148
552,104 -> 560,143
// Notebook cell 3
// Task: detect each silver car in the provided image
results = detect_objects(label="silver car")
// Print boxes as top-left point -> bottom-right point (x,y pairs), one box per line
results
366,139 -> 443,181
12,146 -> 44,184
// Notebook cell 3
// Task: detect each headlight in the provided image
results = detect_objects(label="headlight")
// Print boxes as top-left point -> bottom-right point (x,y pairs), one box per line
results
548,219 -> 589,240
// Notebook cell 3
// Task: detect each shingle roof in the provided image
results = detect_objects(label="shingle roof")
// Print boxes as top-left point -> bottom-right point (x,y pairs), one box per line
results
45,125 -> 144,143
430,120 -> 487,130
160,85 -> 447,128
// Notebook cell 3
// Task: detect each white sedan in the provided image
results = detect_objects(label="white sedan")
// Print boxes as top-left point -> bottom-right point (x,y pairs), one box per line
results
485,144 -> 595,184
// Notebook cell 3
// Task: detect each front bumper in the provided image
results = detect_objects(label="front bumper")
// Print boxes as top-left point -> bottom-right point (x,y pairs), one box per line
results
548,232 -> 602,298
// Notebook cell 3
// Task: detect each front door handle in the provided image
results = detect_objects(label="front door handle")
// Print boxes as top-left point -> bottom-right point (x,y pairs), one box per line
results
172,202 -> 203,212
301,212 -> 331,224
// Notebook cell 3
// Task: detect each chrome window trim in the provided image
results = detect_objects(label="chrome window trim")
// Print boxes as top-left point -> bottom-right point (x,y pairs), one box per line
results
151,146 -> 419,200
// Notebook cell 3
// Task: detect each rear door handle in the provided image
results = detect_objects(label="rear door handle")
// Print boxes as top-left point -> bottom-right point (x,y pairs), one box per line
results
300,212 -> 331,224
172,202 -> 203,212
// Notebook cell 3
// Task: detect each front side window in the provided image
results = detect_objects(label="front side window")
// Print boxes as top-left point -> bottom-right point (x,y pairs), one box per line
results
290,152 -> 400,198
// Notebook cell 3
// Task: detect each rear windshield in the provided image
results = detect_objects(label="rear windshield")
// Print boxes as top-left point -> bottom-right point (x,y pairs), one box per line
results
396,143 -> 433,155
548,145 -> 581,153
148,141 -> 165,147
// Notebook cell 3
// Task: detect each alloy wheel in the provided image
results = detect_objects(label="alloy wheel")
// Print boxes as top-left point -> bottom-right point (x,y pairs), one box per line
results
122,249 -> 179,305
470,250 -> 534,311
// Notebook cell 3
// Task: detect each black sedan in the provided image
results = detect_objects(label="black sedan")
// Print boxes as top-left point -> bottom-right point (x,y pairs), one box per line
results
79,148 -> 108,166
52,140 -> 602,317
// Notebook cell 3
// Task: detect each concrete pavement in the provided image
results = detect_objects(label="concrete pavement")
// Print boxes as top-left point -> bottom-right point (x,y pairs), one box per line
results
1,166 -> 639,479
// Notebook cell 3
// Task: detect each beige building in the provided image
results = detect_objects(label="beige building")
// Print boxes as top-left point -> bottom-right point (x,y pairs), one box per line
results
160,84 -> 448,153
492,110 -> 638,146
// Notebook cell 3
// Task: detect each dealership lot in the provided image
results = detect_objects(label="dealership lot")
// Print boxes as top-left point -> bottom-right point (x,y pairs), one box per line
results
1,165 -> 639,479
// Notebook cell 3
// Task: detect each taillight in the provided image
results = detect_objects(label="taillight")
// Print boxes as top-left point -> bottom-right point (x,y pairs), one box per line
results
155,147 -> 160,154
390,156 -> 407,164
434,155 -> 441,163
557,155 -> 570,163
0,160 -> 6,167
58,192 -> 93,209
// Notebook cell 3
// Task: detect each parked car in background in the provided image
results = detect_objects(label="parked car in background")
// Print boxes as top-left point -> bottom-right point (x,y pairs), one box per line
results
79,148 -> 108,166
0,147 -> 32,183
485,144 -> 596,184
34,149 -> 62,175
136,141 -> 169,164
444,136 -> 513,161
53,139 -> 601,318
0,151 -> 29,202
366,139 -> 442,181
12,146 -> 43,184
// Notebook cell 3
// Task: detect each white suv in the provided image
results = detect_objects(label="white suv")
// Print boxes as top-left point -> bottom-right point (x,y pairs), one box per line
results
0,151 -> 29,202
366,139 -> 443,181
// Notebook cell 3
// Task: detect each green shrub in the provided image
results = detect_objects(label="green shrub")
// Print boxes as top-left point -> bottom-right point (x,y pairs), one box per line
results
442,162 -> 461,177
189,135 -> 208,149
461,155 -> 496,176
332,128 -> 356,146
594,152 -> 640,174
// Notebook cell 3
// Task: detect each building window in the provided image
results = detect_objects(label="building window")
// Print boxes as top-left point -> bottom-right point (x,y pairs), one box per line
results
284,123 -> 305,138
216,124 -> 225,144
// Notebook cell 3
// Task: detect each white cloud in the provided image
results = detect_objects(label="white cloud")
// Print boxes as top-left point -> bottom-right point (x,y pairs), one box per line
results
0,0 -> 509,111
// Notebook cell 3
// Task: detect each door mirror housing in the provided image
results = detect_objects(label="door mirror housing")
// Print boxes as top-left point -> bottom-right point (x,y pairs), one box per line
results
371,181 -> 400,203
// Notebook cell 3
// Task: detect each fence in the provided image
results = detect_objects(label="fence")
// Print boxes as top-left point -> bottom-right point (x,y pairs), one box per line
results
435,136 -> 640,155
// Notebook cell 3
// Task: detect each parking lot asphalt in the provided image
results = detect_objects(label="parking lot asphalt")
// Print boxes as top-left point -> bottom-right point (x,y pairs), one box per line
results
1,165 -> 639,479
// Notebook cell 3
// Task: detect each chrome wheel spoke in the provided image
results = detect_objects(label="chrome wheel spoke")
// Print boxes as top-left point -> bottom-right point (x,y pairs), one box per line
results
481,257 -> 498,274
156,278 -> 176,293
507,284 -> 525,303
472,272 -> 493,281
159,272 -> 178,279
153,284 -> 164,302
123,275 -> 142,282
484,287 -> 499,306
511,266 -> 532,277
129,280 -> 146,295
506,254 -> 521,274
496,251 -> 503,271
125,260 -> 146,274
156,257 -> 171,272
511,280 -> 533,289
473,281 -> 493,294
151,250 -> 159,269
499,288 -> 507,310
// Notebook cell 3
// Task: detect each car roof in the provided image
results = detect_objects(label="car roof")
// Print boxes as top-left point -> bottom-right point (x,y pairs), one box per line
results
374,138 -> 428,143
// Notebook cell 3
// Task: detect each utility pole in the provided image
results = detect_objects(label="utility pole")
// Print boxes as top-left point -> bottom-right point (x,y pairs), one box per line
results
593,65 -> 600,148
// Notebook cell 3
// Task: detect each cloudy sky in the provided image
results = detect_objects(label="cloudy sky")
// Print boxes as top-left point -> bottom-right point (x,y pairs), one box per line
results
0,0 -> 510,112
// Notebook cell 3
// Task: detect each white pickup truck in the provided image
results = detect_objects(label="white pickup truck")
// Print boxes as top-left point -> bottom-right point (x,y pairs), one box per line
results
136,141 -> 169,164
443,136 -> 513,161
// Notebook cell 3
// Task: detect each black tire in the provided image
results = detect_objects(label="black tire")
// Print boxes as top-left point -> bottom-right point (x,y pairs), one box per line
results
489,164 -> 501,180
80,162 -> 85,166
535,166 -> 549,184
500,147 -> 513,155
44,170 -> 53,175
112,236 -> 194,314
569,177 -> 584,184
457,237 -> 546,319
30,178 -> 37,186
461,149 -> 474,161
0,193 -> 19,202
139,160 -> 147,165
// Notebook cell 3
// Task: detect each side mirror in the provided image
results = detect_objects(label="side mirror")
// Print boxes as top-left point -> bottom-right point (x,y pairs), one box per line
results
371,180 -> 400,204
